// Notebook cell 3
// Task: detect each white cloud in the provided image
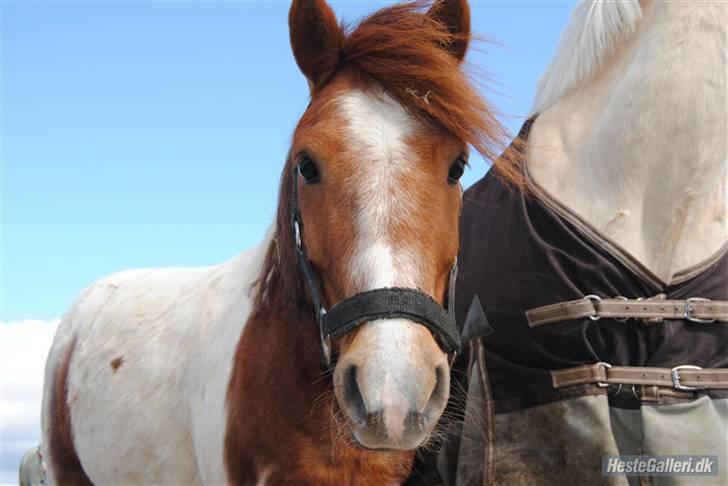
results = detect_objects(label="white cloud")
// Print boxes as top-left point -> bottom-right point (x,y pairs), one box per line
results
0,319 -> 60,486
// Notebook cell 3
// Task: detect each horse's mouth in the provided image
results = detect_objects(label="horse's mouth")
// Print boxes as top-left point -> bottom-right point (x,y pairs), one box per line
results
343,410 -> 434,451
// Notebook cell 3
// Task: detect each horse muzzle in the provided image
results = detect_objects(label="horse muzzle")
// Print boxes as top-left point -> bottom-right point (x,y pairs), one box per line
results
333,318 -> 450,450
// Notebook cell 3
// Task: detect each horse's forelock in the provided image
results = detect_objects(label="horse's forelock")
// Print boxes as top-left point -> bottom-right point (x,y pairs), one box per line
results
315,1 -> 521,186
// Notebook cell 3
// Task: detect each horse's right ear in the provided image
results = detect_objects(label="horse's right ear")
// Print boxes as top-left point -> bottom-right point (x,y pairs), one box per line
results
427,0 -> 471,62
289,0 -> 343,90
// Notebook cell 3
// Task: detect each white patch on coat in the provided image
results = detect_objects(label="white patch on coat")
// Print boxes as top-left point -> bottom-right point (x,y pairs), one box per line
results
532,0 -> 643,114
40,227 -> 272,485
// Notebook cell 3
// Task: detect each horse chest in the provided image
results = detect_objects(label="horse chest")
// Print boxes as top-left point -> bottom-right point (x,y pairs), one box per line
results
232,441 -> 412,486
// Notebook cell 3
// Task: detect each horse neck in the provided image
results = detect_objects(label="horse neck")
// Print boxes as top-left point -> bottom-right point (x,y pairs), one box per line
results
528,2 -> 727,283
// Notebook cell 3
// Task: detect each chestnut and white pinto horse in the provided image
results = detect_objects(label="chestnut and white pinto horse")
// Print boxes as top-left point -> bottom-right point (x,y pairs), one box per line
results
39,1 -> 516,484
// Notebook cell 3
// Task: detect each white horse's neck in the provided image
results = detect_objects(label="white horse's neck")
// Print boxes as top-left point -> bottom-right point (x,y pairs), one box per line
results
528,1 -> 727,284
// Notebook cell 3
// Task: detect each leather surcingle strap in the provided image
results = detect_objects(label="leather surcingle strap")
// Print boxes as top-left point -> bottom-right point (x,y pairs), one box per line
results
551,363 -> 728,391
526,294 -> 728,327
290,163 -> 461,365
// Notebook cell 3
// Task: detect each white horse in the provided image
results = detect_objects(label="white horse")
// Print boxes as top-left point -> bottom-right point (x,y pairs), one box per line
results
529,0 -> 726,281
441,1 -> 727,484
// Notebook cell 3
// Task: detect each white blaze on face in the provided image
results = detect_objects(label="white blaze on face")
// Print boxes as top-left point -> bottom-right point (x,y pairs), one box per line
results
337,89 -> 437,441
338,88 -> 420,291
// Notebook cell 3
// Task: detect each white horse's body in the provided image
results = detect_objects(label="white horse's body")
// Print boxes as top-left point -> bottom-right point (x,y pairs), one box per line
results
529,0 -> 727,282
40,240 -> 267,484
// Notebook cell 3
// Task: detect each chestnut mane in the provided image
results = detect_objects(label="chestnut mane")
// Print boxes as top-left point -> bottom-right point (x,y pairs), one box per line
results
337,2 -> 514,174
254,1 -> 520,312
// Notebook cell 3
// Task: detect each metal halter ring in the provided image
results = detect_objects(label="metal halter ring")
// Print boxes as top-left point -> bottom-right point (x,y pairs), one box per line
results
584,294 -> 603,321
448,350 -> 458,369
320,327 -> 332,367
294,220 -> 302,248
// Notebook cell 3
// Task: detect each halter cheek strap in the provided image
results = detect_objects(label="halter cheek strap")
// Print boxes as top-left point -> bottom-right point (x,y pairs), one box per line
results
290,168 -> 461,366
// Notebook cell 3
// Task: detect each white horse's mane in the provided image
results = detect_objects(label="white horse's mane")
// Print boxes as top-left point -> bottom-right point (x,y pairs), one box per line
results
531,0 -> 643,114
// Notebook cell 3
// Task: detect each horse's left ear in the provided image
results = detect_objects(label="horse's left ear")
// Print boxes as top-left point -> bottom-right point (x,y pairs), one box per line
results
289,0 -> 344,90
427,0 -> 471,62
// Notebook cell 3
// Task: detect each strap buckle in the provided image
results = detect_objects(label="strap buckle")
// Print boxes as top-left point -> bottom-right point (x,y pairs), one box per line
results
684,298 -> 715,323
671,365 -> 703,391
595,361 -> 612,388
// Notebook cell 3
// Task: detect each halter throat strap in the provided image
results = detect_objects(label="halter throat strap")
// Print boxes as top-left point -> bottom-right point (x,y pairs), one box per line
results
290,167 -> 461,365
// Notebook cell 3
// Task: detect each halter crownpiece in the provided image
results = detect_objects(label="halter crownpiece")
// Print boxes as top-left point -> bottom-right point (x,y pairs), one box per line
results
290,167 -> 461,366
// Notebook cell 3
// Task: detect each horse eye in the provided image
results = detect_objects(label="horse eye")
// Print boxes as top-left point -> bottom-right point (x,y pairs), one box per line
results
297,156 -> 320,184
448,157 -> 466,184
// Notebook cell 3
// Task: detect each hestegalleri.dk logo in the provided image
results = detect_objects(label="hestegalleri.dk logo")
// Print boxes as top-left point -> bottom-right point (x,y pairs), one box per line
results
603,455 -> 718,477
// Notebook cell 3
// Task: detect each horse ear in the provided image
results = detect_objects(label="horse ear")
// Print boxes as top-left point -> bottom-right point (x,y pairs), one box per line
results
289,0 -> 343,89
427,0 -> 471,62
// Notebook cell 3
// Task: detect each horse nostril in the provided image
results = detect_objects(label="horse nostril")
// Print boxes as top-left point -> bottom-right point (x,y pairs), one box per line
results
426,363 -> 448,411
342,364 -> 367,427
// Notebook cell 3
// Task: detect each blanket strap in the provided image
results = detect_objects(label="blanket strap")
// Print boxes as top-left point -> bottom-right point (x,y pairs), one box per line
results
551,363 -> 728,392
526,294 -> 728,327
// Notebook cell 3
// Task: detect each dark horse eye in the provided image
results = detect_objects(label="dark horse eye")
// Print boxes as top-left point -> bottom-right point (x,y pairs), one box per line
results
297,155 -> 320,184
448,156 -> 466,184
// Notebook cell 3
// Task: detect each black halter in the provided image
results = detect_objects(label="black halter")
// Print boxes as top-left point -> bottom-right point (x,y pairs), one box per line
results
290,168 -> 461,366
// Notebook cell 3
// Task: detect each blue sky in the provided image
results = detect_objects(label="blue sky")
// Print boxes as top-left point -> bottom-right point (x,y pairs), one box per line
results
2,0 -> 576,322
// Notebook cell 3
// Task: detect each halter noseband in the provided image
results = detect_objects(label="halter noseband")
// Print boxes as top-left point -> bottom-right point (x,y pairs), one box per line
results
290,167 -> 461,366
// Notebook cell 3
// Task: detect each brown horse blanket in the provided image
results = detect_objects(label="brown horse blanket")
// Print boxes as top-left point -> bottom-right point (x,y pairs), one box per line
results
408,120 -> 728,485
